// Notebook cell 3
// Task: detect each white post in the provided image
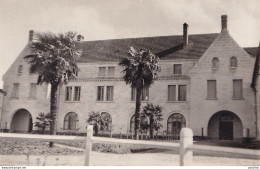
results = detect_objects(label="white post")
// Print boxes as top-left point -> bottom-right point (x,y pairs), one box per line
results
180,128 -> 193,166
85,125 -> 93,166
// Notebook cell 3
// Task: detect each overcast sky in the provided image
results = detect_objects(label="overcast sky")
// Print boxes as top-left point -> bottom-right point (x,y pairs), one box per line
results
0,0 -> 259,88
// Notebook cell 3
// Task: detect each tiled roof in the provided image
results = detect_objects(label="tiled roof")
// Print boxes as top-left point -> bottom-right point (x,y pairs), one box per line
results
76,33 -> 219,62
244,47 -> 258,57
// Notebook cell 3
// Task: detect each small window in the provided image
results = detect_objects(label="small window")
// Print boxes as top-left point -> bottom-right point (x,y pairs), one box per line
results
233,79 -> 243,99
207,80 -> 217,99
212,57 -> 219,68
97,86 -> 104,101
106,86 -> 114,101
168,85 -> 176,101
98,67 -> 106,77
173,64 -> 182,74
107,66 -> 115,77
65,86 -> 72,101
178,85 -> 186,101
131,87 -> 149,101
12,83 -> 20,98
230,57 -> 238,67
29,83 -> 37,99
74,86 -> 81,101
64,112 -> 79,130
18,65 -> 23,74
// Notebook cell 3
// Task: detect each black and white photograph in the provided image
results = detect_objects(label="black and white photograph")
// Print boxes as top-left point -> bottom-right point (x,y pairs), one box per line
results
0,0 -> 259,166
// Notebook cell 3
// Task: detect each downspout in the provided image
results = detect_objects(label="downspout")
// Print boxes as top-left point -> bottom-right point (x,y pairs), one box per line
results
254,88 -> 258,140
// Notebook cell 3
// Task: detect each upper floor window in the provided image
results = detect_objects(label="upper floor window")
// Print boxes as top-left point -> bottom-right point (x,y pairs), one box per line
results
212,57 -> 219,68
74,86 -> 81,101
168,85 -> 176,101
97,86 -> 104,101
12,83 -> 20,99
65,86 -> 80,101
107,66 -> 115,77
131,87 -> 149,101
29,83 -> 37,99
178,85 -> 187,101
173,64 -> 182,74
106,86 -> 114,101
207,80 -> 217,99
98,67 -> 106,77
230,57 -> 238,67
18,65 -> 23,74
233,79 -> 243,99
97,86 -> 114,101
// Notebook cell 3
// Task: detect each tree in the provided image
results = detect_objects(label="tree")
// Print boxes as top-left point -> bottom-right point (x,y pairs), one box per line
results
141,103 -> 163,139
34,112 -> 52,133
87,111 -> 109,136
25,31 -> 82,147
119,47 -> 160,139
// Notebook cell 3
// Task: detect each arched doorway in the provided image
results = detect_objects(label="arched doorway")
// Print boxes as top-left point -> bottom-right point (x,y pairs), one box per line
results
208,111 -> 243,140
64,112 -> 79,130
10,109 -> 33,133
167,113 -> 186,139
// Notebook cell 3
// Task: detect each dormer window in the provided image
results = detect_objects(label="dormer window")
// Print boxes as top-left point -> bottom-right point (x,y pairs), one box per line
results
18,65 -> 23,74
230,56 -> 238,67
212,57 -> 219,68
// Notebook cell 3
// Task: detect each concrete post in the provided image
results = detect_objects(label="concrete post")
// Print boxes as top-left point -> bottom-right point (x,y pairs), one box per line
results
85,125 -> 93,166
180,128 -> 193,166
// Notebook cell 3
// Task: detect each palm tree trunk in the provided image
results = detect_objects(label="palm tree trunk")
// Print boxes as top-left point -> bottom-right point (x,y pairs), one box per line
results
49,83 -> 59,148
150,116 -> 154,139
135,87 -> 142,140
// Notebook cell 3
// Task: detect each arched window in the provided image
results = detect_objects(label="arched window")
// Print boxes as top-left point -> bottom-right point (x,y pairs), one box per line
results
101,112 -> 112,131
167,113 -> 186,139
64,112 -> 79,130
130,115 -> 135,132
230,56 -> 238,67
212,57 -> 219,68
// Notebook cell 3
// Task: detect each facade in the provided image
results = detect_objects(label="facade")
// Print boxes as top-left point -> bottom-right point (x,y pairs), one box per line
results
0,15 -> 259,141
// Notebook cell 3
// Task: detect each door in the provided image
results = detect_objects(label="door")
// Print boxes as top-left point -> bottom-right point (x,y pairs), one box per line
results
172,121 -> 182,139
219,121 -> 233,140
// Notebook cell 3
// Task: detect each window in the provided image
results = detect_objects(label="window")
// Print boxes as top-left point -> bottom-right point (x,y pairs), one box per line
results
230,57 -> 238,67
212,57 -> 219,68
101,112 -> 112,131
106,86 -> 114,101
178,85 -> 187,101
131,87 -> 149,101
18,65 -> 23,74
107,66 -> 115,77
233,79 -> 243,99
130,115 -> 135,132
168,85 -> 176,101
167,113 -> 186,138
98,67 -> 106,77
29,83 -> 37,99
173,64 -> 182,74
97,86 -> 104,101
74,86 -> 81,101
207,80 -> 217,99
65,86 -> 72,101
64,112 -> 78,130
12,83 -> 20,98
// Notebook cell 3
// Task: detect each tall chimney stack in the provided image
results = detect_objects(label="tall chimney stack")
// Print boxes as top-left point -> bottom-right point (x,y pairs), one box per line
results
29,30 -> 33,42
221,15 -> 228,31
183,23 -> 189,47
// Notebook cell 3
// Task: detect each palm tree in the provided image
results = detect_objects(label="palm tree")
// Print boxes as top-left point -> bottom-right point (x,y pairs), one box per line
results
25,31 -> 82,147
119,47 -> 160,139
87,111 -> 108,136
141,103 -> 163,139
34,112 -> 52,133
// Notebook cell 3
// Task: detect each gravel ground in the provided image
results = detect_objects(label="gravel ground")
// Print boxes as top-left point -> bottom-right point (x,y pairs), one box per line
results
0,153 -> 259,166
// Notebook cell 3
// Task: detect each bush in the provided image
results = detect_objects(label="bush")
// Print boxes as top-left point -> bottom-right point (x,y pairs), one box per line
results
92,143 -> 131,154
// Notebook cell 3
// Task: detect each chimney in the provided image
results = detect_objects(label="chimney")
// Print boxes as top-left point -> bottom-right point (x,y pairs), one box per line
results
221,15 -> 228,31
183,23 -> 189,46
77,35 -> 84,41
29,30 -> 33,42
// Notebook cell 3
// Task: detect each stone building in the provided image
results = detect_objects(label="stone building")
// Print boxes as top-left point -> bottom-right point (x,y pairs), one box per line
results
0,15 -> 259,141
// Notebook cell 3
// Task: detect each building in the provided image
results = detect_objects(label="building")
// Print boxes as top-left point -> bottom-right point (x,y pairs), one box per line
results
0,15 -> 259,141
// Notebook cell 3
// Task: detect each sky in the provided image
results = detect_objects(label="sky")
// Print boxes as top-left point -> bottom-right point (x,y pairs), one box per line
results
0,0 -> 259,88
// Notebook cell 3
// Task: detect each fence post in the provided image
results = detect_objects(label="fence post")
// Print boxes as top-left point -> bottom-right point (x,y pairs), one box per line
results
85,125 -> 93,166
180,128 -> 193,166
